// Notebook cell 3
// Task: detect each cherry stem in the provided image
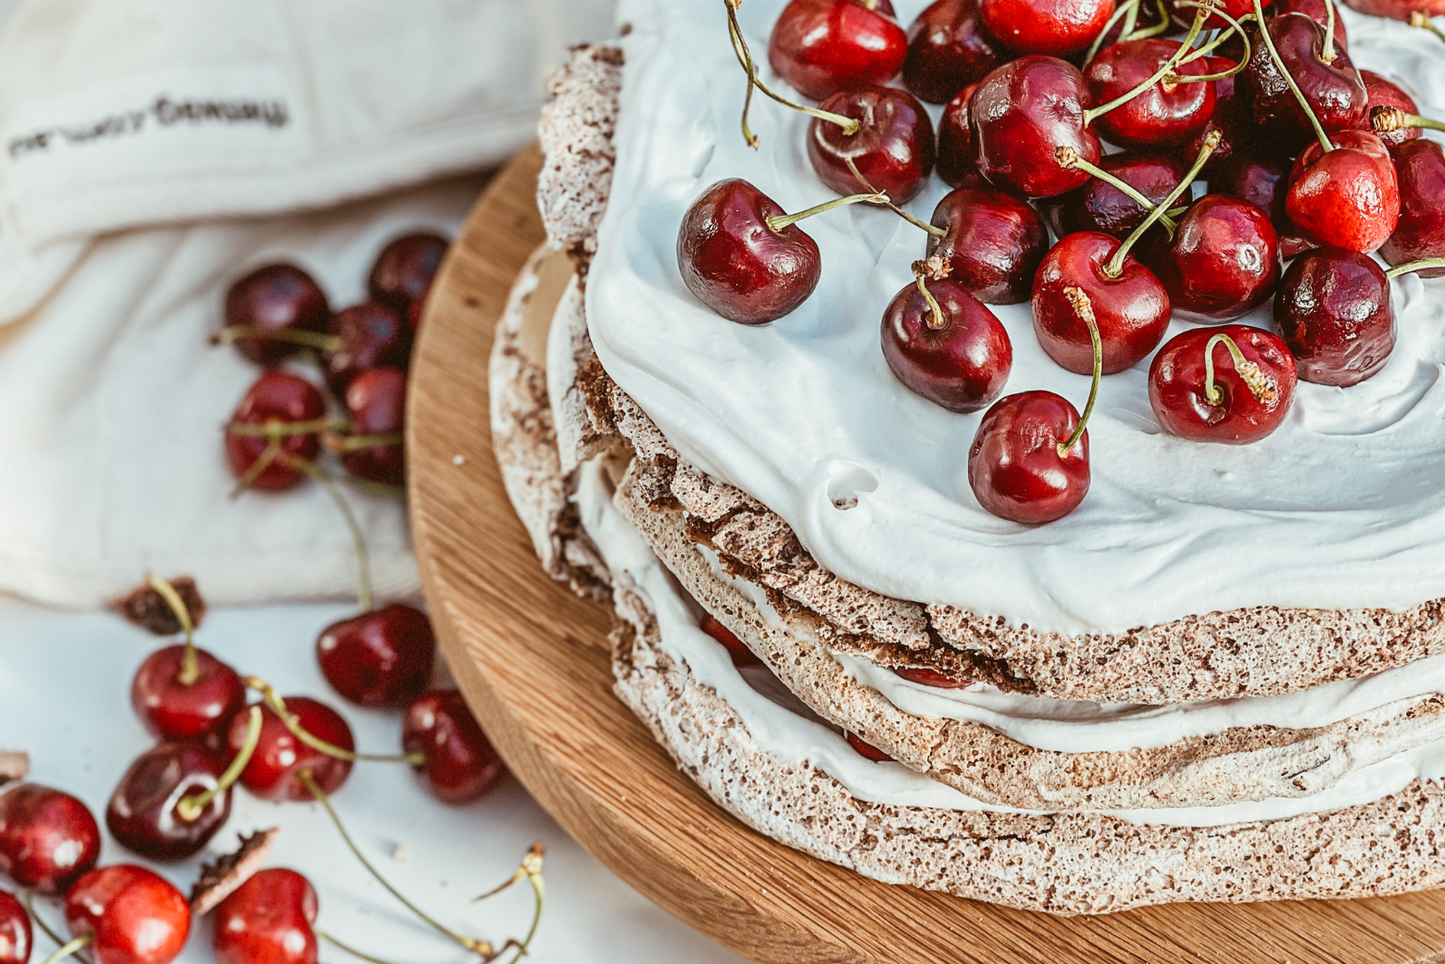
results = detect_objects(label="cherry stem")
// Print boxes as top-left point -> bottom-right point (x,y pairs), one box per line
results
1385,256 -> 1445,278
1253,0 -> 1333,153
486,845 -> 546,964
226,417 -> 344,439
765,191 -> 888,233
1054,146 -> 1177,236
724,0 -> 859,150
245,676 -> 425,765
843,158 -> 945,236
146,574 -> 198,685
1124,0 -> 1172,39
22,893 -> 92,964
298,771 -> 495,958
1058,287 -> 1101,457
37,935 -> 91,964
1320,0 -> 1338,63
1371,105 -> 1445,133
1083,7 -> 1210,128
326,431 -> 406,454
1104,129 -> 1219,278
1411,10 -> 1445,43
176,706 -> 261,821
279,456 -> 372,613
1203,333 -> 1274,405
1169,3 -> 1252,79
314,930 -> 410,964
1085,0 -> 1143,66
212,326 -> 343,353
912,263 -> 947,331
228,435 -> 284,499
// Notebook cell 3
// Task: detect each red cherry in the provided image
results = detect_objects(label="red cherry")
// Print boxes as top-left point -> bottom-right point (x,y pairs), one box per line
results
1171,0 -> 1259,21
1381,139 -> 1445,277
317,603 -> 435,708
1181,57 -> 1252,175
1273,0 -> 1348,42
1214,153 -> 1288,223
968,391 -> 1090,523
0,785 -> 101,895
0,890 -> 29,964
225,372 -> 327,492
1285,129 -> 1400,253
405,280 -> 432,334
1053,151 -> 1183,241
1243,14 -> 1366,150
926,186 -> 1049,304
881,271 -> 1012,412
971,56 -> 1100,198
213,869 -> 318,964
699,614 -> 762,668
979,0 -> 1115,57
767,0 -> 908,101
339,367 -> 406,487
402,690 -> 506,805
223,265 -> 330,366
64,866 -> 189,964
1149,325 -> 1296,442
1274,247 -> 1395,385
936,84 -> 985,188
807,86 -> 935,204
322,302 -> 409,396
131,646 -> 246,741
105,743 -> 230,862
1361,71 -> 1420,151
227,698 -> 354,801
901,0 -> 1007,103
844,732 -> 894,761
1151,195 -> 1280,322
1085,39 -> 1216,150
368,233 -> 448,314
893,666 -> 973,688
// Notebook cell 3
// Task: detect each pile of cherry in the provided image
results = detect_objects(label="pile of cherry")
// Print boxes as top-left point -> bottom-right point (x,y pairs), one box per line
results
679,0 -> 1445,523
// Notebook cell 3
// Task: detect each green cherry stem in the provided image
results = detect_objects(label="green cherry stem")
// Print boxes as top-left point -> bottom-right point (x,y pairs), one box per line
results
226,417 -> 344,439
1168,3 -> 1252,79
1123,0 -> 1172,39
1085,0 -> 1143,65
22,893 -> 93,964
1411,10 -> 1445,43
472,844 -> 547,964
1371,105 -> 1445,134
314,930 -> 411,964
1385,256 -> 1445,279
1203,333 -> 1275,405
146,574 -> 198,685
1083,6 -> 1210,127
1054,146 -> 1178,236
1058,287 -> 1101,458
245,677 -> 423,765
843,157 -> 945,236
1104,129 -> 1219,279
1253,0 -> 1333,152
325,432 -> 406,454
1320,0 -> 1339,63
278,455 -> 372,613
912,261 -> 947,331
764,190 -> 888,232
176,706 -> 261,820
212,326 -> 343,352
36,936 -> 91,964
228,435 -> 284,500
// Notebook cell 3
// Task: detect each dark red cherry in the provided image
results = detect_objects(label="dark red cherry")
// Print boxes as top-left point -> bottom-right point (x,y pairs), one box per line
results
1213,154 -> 1315,254
64,866 -> 190,964
881,273 -> 1012,412
1054,152 -> 1183,240
968,391 -> 1090,523
767,0 -> 908,101
0,785 -> 101,895
1273,0 -> 1348,43
131,646 -> 246,741
926,187 -> 1049,304
402,690 -> 506,805
1361,71 -> 1420,151
1032,232 -> 1171,374
225,372 -> 327,492
936,84 -> 985,189
1152,195 -> 1280,321
106,743 -> 230,862
1149,325 -> 1296,442
971,56 -> 1099,198
317,603 -> 435,708
808,86 -> 935,203
322,302 -> 409,396
223,265 -> 330,366
227,698 -> 354,801
893,666 -> 973,688
1381,139 -> 1445,277
1286,129 -> 1399,253
677,179 -> 822,325
339,367 -> 405,487
901,0 -> 1007,103
699,614 -> 762,668
1274,247 -> 1395,385
1243,14 -> 1366,150
844,732 -> 893,761
979,0 -> 1115,57
1085,39 -> 1216,150
213,868 -> 318,964
0,889 -> 30,964
1182,57 -> 1251,175
406,280 -> 432,334
368,233 -> 448,314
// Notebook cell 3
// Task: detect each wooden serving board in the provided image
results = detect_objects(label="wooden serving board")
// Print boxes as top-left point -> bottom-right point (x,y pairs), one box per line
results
406,144 -> 1445,964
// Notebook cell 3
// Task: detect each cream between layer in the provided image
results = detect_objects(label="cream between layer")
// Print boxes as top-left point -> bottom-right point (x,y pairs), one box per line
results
587,0 -> 1445,635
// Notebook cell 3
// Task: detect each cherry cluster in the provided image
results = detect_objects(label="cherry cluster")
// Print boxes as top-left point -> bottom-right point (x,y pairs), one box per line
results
677,0 -> 1445,524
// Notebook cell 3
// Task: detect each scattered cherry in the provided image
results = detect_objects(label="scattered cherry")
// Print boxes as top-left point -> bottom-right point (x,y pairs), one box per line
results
106,742 -> 230,861
0,890 -> 30,964
935,84 -> 984,188
1151,194 -> 1280,322
131,645 -> 246,741
368,233 -> 448,315
222,265 -> 330,366
227,697 -> 354,801
1380,138 -> 1445,277
1243,13 -> 1366,150
1273,247 -> 1395,385
1285,129 -> 1399,253
844,732 -> 894,761
322,302 -> 409,397
317,603 -> 435,708
63,865 -> 190,964
0,785 -> 101,895
1054,150 -> 1183,241
213,868 -> 318,964
808,85 -> 936,202
225,372 -> 327,493
971,55 -> 1100,198
979,0 -> 1115,58
767,0 -> 908,101
700,614 -> 762,668
403,690 -> 506,804
338,367 -> 406,487
1149,325 -> 1296,442
926,187 -> 1049,305
1084,38 -> 1216,151
901,0 -> 1006,103
893,666 -> 972,688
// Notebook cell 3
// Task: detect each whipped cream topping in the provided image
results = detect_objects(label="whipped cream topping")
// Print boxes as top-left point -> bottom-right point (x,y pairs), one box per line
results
587,0 -> 1445,635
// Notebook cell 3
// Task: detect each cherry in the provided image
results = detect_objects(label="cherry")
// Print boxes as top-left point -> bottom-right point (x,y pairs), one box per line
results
368,233 -> 448,315
699,614 -> 762,668
1243,13 -> 1365,150
844,732 -> 893,761
979,0 -> 1115,58
901,0 -> 1006,103
767,0 -> 908,101
221,265 -> 330,366
1273,247 -> 1395,385
1053,151 -> 1184,240
808,86 -> 936,202
1285,129 -> 1399,254
131,645 -> 246,741
881,264 -> 1012,412
1084,38 -> 1216,150
317,603 -> 435,708
406,281 -> 432,334
936,84 -> 985,188
1182,56 -> 1252,175
0,890 -> 29,964
1148,325 -> 1296,442
337,367 -> 406,487
402,690 -> 506,804
1273,0 -> 1347,43
1151,195 -> 1280,322
106,742 -> 230,862
225,372 -> 327,493
227,697 -> 354,801
63,865 -> 190,964
926,187 -> 1049,304
970,55 -> 1100,198
213,868 -> 318,964
1361,71 -> 1420,151
1214,154 -> 1287,223
1380,138 -> 1445,277
893,666 -> 973,688
321,302 -> 409,396
0,786 -> 100,895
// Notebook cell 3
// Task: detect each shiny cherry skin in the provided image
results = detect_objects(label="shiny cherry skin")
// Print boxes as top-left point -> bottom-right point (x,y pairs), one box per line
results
1032,232 -> 1171,374
844,732 -> 893,761
767,0 -> 907,101
808,86 -> 935,203
368,233 -> 448,314
317,603 -> 435,708
1181,57 -> 1251,175
1286,129 -> 1400,254
1085,39 -> 1216,150
936,84 -> 985,187
1054,151 -> 1182,240
406,280 -> 432,334
971,56 -> 1099,199
0,785 -> 101,895
968,391 -> 1089,524
1274,247 -> 1395,385
926,187 -> 1049,304
893,666 -> 973,687
1213,154 -> 1315,255
131,645 -> 246,741
64,865 -> 190,964
339,367 -> 405,487
403,690 -> 506,804
223,264 -> 330,366
902,0 -> 1006,103
1170,0 -> 1259,20
0,889 -> 30,964
1152,195 -> 1280,322
1361,71 -> 1420,151
213,868 -> 317,964
227,698 -> 354,801
322,301 -> 409,396
700,614 -> 762,668
1380,139 -> 1445,277
106,742 -> 230,862
1243,14 -> 1367,151
1149,325 -> 1296,443
677,179 -> 822,325
1273,0 -> 1348,42
881,275 -> 1012,412
980,0 -> 1114,57
225,372 -> 327,492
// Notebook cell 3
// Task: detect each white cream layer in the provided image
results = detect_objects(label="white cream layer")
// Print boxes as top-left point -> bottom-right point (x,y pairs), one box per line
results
587,0 -> 1445,635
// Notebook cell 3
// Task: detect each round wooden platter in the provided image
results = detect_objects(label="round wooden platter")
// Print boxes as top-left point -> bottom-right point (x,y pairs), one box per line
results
406,144 -> 1445,964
